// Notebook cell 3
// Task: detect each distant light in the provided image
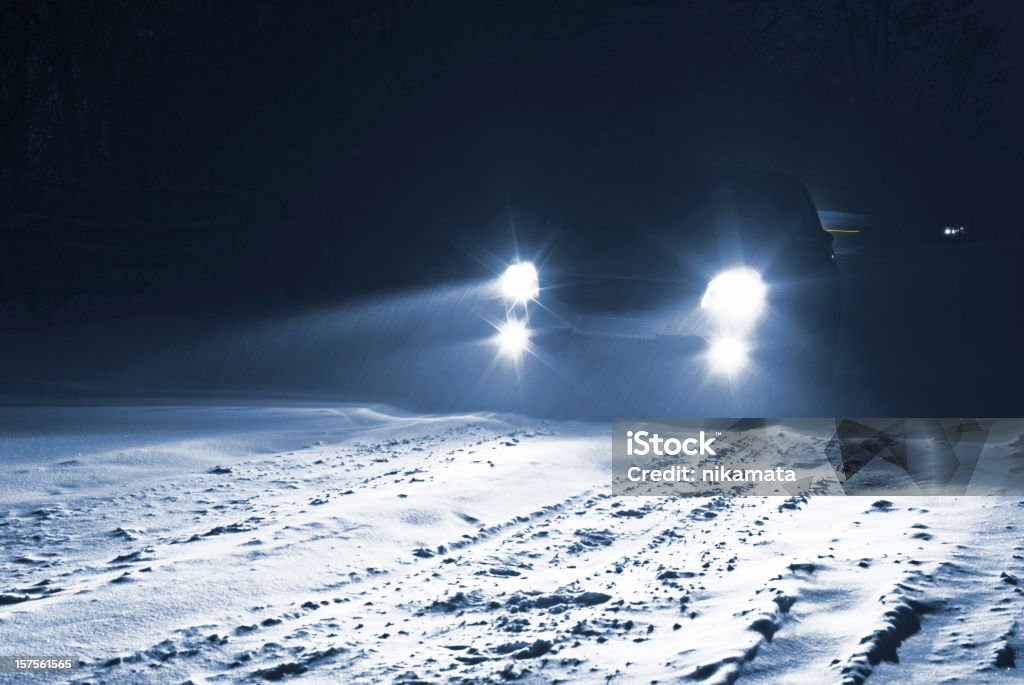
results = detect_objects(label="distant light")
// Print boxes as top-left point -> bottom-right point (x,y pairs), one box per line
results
707,337 -> 749,374
499,262 -> 539,303
700,268 -> 766,321
944,228 -> 953,235
497,318 -> 530,357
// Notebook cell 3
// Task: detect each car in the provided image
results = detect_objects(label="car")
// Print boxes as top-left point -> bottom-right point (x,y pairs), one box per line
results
485,160 -> 840,379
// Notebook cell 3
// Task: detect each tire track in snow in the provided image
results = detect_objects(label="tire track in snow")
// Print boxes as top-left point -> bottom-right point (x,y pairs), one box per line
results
744,498 -> 1023,685
61,422 -> 609,684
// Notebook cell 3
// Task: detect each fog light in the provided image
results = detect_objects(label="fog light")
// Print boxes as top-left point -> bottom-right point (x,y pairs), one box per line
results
497,318 -> 530,357
499,262 -> 539,303
708,337 -> 749,373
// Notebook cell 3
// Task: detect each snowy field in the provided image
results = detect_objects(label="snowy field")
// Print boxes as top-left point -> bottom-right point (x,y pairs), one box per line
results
0,404 -> 1021,684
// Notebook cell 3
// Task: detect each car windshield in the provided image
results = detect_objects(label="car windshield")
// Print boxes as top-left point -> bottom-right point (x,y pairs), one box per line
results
550,165 -> 821,240
525,164 -> 822,278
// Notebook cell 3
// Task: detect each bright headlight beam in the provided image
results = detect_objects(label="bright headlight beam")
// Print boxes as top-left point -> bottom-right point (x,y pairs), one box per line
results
499,261 -> 539,303
700,268 -> 766,320
708,337 -> 749,374
496,318 -> 530,357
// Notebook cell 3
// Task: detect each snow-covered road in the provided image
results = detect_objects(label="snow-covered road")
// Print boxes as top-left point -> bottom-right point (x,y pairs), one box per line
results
0,404 -> 1021,683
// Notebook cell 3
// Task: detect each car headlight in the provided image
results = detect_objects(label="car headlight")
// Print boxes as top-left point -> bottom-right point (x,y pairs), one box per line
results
700,268 -> 766,321
496,318 -> 530,357
499,261 -> 539,303
707,336 -> 749,374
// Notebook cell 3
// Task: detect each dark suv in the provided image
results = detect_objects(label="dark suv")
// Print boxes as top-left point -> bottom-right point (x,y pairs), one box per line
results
487,161 -> 839,378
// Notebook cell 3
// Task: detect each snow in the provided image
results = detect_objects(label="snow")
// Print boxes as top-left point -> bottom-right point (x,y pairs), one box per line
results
0,404 -> 1021,683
